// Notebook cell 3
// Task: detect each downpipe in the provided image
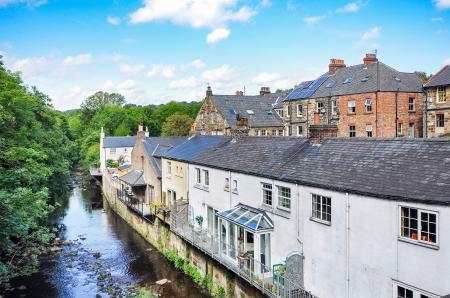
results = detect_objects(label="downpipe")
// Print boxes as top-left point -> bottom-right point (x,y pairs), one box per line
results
346,192 -> 350,298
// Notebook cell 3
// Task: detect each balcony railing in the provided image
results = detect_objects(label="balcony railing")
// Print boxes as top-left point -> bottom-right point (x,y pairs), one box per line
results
118,188 -> 151,218
171,206 -> 315,298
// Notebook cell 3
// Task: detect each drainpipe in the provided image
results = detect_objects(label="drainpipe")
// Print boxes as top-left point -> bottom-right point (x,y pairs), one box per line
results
345,192 -> 350,298
395,88 -> 399,137
424,89 -> 428,138
229,170 -> 232,208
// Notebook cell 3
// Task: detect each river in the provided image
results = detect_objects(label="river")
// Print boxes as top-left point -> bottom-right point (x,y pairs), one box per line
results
4,177 -> 209,298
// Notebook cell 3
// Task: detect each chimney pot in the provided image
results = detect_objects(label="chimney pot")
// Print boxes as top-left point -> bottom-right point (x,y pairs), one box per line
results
363,53 -> 378,66
260,87 -> 271,95
206,86 -> 213,97
328,59 -> 346,75
235,90 -> 244,96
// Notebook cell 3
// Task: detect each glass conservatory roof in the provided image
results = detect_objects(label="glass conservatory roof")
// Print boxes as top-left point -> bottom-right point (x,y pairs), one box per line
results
217,204 -> 274,232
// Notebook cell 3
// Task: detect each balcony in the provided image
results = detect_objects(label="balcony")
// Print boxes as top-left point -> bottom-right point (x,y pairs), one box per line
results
171,205 -> 315,298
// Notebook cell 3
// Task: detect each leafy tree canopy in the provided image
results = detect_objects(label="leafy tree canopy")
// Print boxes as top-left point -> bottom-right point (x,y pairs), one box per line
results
161,113 -> 194,137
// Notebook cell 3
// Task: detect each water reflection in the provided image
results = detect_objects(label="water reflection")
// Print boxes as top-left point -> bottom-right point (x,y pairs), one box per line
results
6,178 -> 209,298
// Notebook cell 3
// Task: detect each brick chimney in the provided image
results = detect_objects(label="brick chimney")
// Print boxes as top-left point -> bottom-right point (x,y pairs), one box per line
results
260,87 -> 271,95
235,90 -> 244,96
137,124 -> 146,139
309,124 -> 338,144
206,86 -> 213,97
328,59 -> 346,75
363,53 -> 378,66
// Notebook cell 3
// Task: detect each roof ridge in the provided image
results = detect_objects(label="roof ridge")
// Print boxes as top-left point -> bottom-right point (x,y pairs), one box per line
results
424,64 -> 449,86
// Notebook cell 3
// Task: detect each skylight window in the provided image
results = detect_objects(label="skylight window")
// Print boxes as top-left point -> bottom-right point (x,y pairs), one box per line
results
343,77 -> 353,84
229,108 -> 236,115
246,110 -> 254,115
395,77 -> 401,82
326,81 -> 335,88
361,76 -> 369,82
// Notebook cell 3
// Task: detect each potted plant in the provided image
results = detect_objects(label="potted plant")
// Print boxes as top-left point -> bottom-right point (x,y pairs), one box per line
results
195,215 -> 203,229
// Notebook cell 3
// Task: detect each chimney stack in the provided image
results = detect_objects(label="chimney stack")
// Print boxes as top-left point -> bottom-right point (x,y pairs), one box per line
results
363,53 -> 378,66
235,90 -> 244,96
137,124 -> 146,139
328,59 -> 346,75
206,85 -> 213,97
145,126 -> 149,137
260,87 -> 271,95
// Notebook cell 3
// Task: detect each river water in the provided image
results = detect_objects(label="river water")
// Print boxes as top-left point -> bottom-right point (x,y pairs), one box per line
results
4,178 -> 209,298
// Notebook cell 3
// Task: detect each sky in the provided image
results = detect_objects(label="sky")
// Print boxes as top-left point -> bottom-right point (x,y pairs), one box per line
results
0,0 -> 449,111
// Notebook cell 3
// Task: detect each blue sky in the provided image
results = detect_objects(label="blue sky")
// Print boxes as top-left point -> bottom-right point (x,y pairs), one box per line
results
0,0 -> 449,111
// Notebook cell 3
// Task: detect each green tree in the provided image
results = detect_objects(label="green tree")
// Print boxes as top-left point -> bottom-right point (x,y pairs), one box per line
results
80,91 -> 126,121
415,71 -> 432,82
161,113 -> 194,137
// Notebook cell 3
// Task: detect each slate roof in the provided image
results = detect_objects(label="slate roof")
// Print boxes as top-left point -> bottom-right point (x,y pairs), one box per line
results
103,136 -> 136,148
424,65 -> 450,88
184,137 -> 450,205
119,170 -> 146,186
311,62 -> 423,98
161,135 -> 229,162
141,137 -> 188,178
211,92 -> 287,128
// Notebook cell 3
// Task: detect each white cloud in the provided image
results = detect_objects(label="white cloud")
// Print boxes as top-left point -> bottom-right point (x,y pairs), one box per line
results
119,63 -> 145,75
434,0 -> 450,9
63,85 -> 82,99
356,26 -> 381,47
102,80 -> 114,90
190,59 -> 206,69
252,72 -> 281,84
206,28 -> 230,43
431,16 -> 443,21
445,57 -> 450,65
168,76 -> 198,89
107,16 -> 121,25
336,1 -> 366,13
147,64 -> 176,78
0,0 -> 46,8
12,56 -> 48,75
62,53 -> 92,66
260,0 -> 271,7
117,79 -> 136,90
304,12 -> 330,25
201,64 -> 237,83
129,0 -> 258,43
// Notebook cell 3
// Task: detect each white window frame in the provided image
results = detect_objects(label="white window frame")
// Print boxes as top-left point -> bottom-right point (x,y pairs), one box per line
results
297,125 -> 303,137
408,97 -> 415,112
393,281 -> 439,298
397,123 -> 403,136
224,178 -> 230,190
262,183 -> 273,206
167,161 -> 172,175
195,168 -> 201,184
408,123 -> 415,138
348,100 -> 356,114
437,86 -> 446,102
287,105 -> 291,117
436,114 -> 445,128
311,194 -> 331,224
297,104 -> 303,116
261,129 -> 266,136
331,100 -> 338,115
203,169 -> 209,186
277,186 -> 291,210
279,129 -> 284,136
349,125 -> 356,137
399,206 -> 439,247
316,102 -> 324,113
366,125 -> 373,138
365,99 -> 372,113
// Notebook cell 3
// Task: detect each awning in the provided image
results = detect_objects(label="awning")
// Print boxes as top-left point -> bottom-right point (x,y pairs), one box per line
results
217,204 -> 274,232
119,170 -> 146,186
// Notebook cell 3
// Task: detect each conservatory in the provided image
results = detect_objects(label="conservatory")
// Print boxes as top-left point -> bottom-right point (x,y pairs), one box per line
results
216,204 -> 274,274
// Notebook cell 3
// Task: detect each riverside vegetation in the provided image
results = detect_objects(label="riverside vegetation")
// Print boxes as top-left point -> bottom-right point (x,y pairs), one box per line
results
0,56 -> 201,289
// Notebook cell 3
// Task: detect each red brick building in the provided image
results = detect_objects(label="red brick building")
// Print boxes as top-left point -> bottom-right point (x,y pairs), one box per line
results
283,53 -> 424,138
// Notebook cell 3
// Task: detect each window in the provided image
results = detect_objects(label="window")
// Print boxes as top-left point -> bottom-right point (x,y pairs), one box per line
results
224,178 -> 230,190
109,148 -> 116,155
436,114 -> 445,128
331,100 -> 338,115
277,186 -> 291,209
316,102 -> 324,113
394,282 -> 438,298
261,130 -> 267,136
288,126 -> 292,136
203,169 -> 209,186
257,130 -> 261,136
167,161 -> 172,175
343,77 -> 353,84
408,123 -> 415,138
297,125 -> 303,136
262,183 -> 272,206
366,125 -> 373,138
232,180 -> 238,192
278,129 -> 284,136
297,104 -> 303,116
397,123 -> 403,136
437,86 -> 446,102
348,100 -> 356,114
349,125 -> 356,137
195,168 -> 201,184
365,99 -> 372,113
287,105 -> 291,117
400,206 -> 437,245
311,194 -> 331,223
272,129 -> 277,136
408,98 -> 415,112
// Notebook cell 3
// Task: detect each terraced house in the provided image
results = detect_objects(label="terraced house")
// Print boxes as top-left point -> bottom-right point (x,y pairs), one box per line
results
191,86 -> 287,137
283,53 -> 424,138
424,64 -> 450,137
165,136 -> 450,298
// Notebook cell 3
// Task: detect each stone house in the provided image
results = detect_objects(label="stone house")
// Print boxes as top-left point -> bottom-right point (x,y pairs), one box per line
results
191,86 -> 287,137
283,54 -> 424,138
424,64 -> 450,137
169,136 -> 450,298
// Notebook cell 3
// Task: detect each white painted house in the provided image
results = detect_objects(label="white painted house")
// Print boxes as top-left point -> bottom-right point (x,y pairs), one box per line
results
164,136 -> 450,298
99,126 -> 144,170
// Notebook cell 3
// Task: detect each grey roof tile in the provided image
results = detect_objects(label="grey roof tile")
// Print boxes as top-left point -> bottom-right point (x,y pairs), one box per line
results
162,135 -> 228,161
103,136 -> 136,148
424,65 -> 450,87
119,170 -> 146,186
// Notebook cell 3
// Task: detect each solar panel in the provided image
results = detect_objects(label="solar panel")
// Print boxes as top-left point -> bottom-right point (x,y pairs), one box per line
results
286,75 -> 328,100
228,108 -> 236,115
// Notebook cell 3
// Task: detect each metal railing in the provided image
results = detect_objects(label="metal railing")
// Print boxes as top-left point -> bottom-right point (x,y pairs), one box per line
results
171,209 -> 315,298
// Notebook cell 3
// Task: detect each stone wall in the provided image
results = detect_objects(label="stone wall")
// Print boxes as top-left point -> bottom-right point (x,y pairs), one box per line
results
102,175 -> 264,298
